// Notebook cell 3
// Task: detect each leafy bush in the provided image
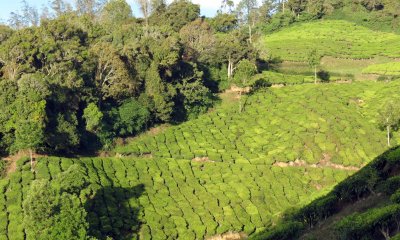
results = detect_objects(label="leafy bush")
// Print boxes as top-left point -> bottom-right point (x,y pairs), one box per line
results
334,204 -> 400,240
114,99 -> 150,137
317,70 -> 330,82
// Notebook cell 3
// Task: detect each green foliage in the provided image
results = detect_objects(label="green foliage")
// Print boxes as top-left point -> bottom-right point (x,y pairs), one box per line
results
307,49 -> 321,69
334,204 -> 400,240
23,172 -> 89,240
378,100 -> 400,146
209,13 -> 238,33
83,103 -> 103,133
13,74 -> 49,153
161,0 -> 200,31
233,59 -> 257,88
115,99 -> 150,136
252,71 -> 313,85
0,0 -> 235,153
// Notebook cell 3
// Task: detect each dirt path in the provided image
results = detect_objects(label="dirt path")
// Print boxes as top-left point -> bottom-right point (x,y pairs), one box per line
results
273,154 -> 361,171
2,152 -> 45,176
206,232 -> 247,240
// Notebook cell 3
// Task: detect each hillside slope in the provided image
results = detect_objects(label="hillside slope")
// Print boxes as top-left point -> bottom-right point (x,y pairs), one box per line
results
250,146 -> 400,240
259,20 -> 400,61
116,81 -> 400,167
1,81 -> 400,239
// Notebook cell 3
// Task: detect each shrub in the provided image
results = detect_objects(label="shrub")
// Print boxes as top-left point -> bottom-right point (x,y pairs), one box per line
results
317,70 -> 330,82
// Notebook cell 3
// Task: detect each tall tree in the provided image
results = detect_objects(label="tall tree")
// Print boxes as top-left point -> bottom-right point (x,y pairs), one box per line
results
162,0 -> 200,31
259,0 -> 279,21
233,59 -> 257,112
220,0 -> 235,13
307,49 -> 321,84
13,74 -> 49,171
21,0 -> 39,27
75,0 -> 105,16
213,30 -> 256,80
151,0 -> 166,10
179,18 -> 216,62
89,42 -> 137,103
379,100 -> 400,147
210,12 -> 238,33
237,0 -> 258,43
136,0 -> 151,30
51,0 -> 73,17
99,0 -> 133,29
288,0 -> 307,17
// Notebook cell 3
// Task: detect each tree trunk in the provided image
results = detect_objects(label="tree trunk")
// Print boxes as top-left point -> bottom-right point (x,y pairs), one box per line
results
282,0 -> 285,13
379,226 -> 390,240
239,90 -> 242,113
29,149 -> 34,172
387,125 -> 391,147
228,58 -> 235,80
314,66 -> 317,84
228,59 -> 232,79
248,24 -> 252,44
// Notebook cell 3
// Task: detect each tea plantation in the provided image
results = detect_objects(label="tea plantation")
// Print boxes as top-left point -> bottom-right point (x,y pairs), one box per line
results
362,62 -> 400,76
251,71 -> 347,85
259,20 -> 400,61
2,81 -> 400,239
0,156 -> 351,239
116,81 -> 400,167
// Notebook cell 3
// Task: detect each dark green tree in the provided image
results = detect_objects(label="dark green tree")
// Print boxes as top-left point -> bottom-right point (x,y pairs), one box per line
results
23,165 -> 89,240
114,99 -> 150,136
13,74 -> 49,171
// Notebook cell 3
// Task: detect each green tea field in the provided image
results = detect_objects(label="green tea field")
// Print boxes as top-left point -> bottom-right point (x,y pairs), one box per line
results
117,81 -> 400,167
259,20 -> 400,61
4,81 -> 400,239
362,62 -> 400,76
0,156 -> 351,239
2,0 -> 400,239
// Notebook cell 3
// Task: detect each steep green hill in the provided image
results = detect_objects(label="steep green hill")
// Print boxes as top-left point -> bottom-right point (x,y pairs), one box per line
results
2,81 -> 400,239
116,81 -> 400,167
259,20 -> 400,61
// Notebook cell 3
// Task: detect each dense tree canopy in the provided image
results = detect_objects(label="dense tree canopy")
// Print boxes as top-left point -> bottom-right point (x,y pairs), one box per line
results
0,0 -> 258,155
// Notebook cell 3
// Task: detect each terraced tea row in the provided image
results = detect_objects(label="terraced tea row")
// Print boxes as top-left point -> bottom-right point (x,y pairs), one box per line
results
259,20 -> 400,61
0,157 -> 352,239
252,71 -> 349,85
117,81 -> 400,167
362,62 -> 400,76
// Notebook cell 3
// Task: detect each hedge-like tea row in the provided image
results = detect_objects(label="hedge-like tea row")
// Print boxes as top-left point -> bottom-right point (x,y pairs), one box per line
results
117,81 -> 400,167
259,20 -> 400,61
362,62 -> 400,76
0,157 -> 352,239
